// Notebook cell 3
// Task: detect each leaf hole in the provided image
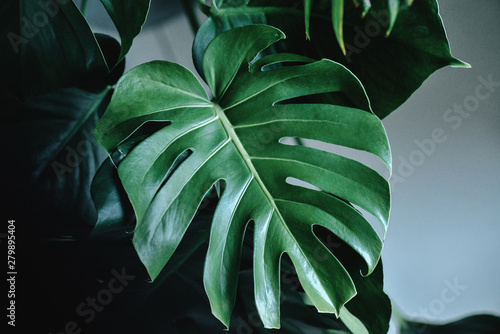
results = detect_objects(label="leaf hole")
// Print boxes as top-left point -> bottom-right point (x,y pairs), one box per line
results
259,61 -> 311,72
279,253 -> 304,293
274,92 -> 353,107
112,120 -> 171,165
285,177 -> 385,240
285,177 -> 321,191
351,204 -> 385,240
158,148 -> 194,191
312,225 -> 345,254
250,54 -> 312,72
280,137 -> 389,178
312,225 -> 372,276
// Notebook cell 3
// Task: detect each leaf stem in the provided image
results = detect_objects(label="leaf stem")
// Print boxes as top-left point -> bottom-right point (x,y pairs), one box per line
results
213,104 -> 283,221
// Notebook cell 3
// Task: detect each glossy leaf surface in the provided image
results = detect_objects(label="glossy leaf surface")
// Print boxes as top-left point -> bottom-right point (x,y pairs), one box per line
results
95,25 -> 391,329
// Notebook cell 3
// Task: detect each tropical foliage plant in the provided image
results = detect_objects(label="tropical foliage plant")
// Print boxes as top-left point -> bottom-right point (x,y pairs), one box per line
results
95,23 -> 392,330
5,1 -> 497,333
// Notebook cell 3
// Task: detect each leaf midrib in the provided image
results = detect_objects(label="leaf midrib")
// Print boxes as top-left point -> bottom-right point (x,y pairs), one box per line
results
36,87 -> 111,182
213,103 -> 286,230
214,103 -> 334,304
232,117 -> 345,129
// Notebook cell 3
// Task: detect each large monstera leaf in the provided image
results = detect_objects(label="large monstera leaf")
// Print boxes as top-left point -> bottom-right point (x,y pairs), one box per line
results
194,0 -> 469,118
95,25 -> 391,329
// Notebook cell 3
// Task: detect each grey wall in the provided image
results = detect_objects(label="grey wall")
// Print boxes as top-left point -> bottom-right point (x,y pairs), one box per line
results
88,0 -> 500,331
382,0 -> 500,330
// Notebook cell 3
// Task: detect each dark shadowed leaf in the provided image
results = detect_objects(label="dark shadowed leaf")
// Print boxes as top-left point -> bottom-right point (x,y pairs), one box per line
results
400,314 -> 500,334
1,87 -> 112,237
1,0 -> 149,99
193,0 -> 469,118
99,0 -> 151,64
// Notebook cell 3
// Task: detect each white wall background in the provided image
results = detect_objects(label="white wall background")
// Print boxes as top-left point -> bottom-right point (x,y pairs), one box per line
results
87,0 -> 500,331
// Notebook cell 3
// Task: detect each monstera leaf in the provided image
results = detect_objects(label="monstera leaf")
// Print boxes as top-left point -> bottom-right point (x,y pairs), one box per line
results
95,25 -> 391,329
1,0 -> 150,99
194,0 -> 469,118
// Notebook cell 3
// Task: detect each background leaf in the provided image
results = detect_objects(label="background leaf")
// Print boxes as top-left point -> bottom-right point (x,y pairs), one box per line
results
1,86 -> 112,238
1,0 -> 149,99
331,0 -> 345,54
400,314 -> 500,334
99,0 -> 151,64
193,0 -> 469,118
90,157 -> 136,238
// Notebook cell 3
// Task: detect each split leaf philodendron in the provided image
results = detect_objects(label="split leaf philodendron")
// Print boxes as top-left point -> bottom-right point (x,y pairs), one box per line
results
4,0 -> 480,333
95,25 -> 391,329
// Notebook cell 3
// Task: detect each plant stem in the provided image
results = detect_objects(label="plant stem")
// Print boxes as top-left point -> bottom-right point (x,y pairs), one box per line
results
181,0 -> 200,34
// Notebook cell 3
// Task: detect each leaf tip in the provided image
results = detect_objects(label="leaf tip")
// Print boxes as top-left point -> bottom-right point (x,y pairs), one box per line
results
340,43 -> 347,55
361,6 -> 371,18
452,59 -> 472,68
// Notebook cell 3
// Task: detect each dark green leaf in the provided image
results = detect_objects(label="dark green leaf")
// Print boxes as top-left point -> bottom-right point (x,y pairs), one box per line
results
2,87 -> 111,237
90,157 -> 136,238
194,0 -> 469,118
331,0 -> 345,54
99,0 -> 151,64
323,230 -> 391,333
2,0 -> 106,98
340,0 -> 469,118
1,0 -> 149,99
304,0 -> 312,39
95,25 -> 391,329
400,314 -> 500,334
386,0 -> 400,37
